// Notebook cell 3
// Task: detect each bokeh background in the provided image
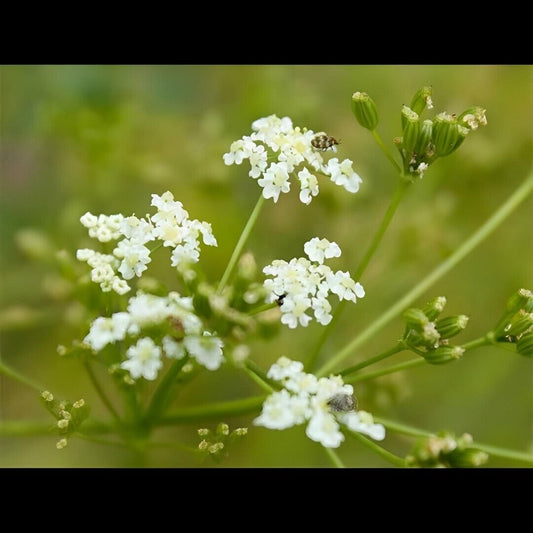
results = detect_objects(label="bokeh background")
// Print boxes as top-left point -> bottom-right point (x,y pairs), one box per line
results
1,65 -> 532,467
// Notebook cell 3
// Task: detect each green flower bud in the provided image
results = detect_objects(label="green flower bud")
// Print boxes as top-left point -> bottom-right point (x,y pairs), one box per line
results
423,345 -> 464,365
506,288 -> 533,314
435,314 -> 469,339
494,309 -> 533,339
422,296 -> 447,321
451,125 -> 470,153
432,112 -> 459,157
351,91 -> 379,131
516,332 -> 533,357
403,307 -> 429,327
401,106 -> 420,153
457,106 -> 488,131
415,119 -> 434,156
410,86 -> 433,115
448,447 -> 489,468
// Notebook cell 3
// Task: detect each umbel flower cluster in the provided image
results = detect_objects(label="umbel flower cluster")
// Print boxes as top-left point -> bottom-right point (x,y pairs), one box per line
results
26,87 -> 521,467
223,114 -> 362,203
263,237 -> 365,328
83,291 -> 225,379
77,191 -> 217,295
254,356 -> 385,448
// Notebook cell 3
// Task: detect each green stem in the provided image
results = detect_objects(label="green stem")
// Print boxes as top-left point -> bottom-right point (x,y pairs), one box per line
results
247,302 -> 278,316
374,416 -> 434,438
217,194 -> 266,294
83,361 -> 121,424
346,429 -> 406,467
472,443 -> 533,465
354,179 -> 411,280
159,395 -> 266,426
144,356 -> 190,425
324,447 -> 345,468
242,361 -> 276,393
0,418 -> 114,437
375,416 -> 533,465
340,343 -> 404,377
344,358 -> 425,384
245,359 -> 279,389
305,300 -> 346,371
372,129 -> 402,174
0,359 -> 43,392
461,336 -> 491,351
307,179 -> 410,372
74,432 -> 131,449
316,170 -> 533,377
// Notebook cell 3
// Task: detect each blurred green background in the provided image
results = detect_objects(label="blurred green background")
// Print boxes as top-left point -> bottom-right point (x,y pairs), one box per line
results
1,65 -> 532,467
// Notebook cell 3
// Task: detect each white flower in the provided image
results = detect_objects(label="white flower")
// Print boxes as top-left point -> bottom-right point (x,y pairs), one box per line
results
267,356 -> 304,381
304,237 -> 341,264
150,191 -> 188,225
84,312 -> 131,351
225,115 -> 363,204
263,239 -> 363,328
184,331 -> 224,371
121,337 -> 162,381
162,335 -> 186,359
306,410 -> 345,448
326,158 -> 362,193
80,212 -> 98,228
253,389 -> 299,430
280,294 -> 313,329
326,271 -> 365,302
254,357 -> 385,448
257,162 -> 291,203
114,240 -> 152,280
127,292 -> 170,326
297,168 -> 319,205
337,411 -> 386,441
120,216 -> 155,244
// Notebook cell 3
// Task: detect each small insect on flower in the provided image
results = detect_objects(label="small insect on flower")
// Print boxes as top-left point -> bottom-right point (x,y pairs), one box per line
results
328,393 -> 357,412
276,293 -> 287,306
311,132 -> 340,152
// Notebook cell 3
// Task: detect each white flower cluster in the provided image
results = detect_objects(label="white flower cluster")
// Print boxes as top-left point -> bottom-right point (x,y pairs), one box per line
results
77,191 -> 217,295
263,237 -> 365,328
83,291 -> 224,380
253,356 -> 385,448
223,115 -> 362,204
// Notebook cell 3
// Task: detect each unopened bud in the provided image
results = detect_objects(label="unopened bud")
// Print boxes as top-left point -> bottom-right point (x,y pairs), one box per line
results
415,119 -> 434,156
403,307 -> 429,327
41,391 -> 54,402
516,332 -> 533,357
495,309 -> 533,339
448,447 -> 489,468
57,419 -> 69,429
506,288 -> 533,314
217,423 -> 230,436
423,345 -> 465,365
401,106 -> 420,153
410,86 -> 433,115
351,91 -> 379,130
423,296 -> 447,321
198,428 -> 209,437
73,399 -> 85,409
432,112 -> 459,157
435,315 -> 469,339
56,438 -> 68,450
457,107 -> 487,131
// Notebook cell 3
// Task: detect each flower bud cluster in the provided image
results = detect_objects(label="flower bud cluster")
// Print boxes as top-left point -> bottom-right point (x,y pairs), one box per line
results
406,431 -> 489,468
402,296 -> 468,364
